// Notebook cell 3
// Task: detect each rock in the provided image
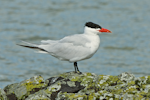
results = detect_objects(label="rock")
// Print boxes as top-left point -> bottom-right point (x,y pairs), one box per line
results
1,72 -> 150,100
0,88 -> 7,100
4,75 -> 46,100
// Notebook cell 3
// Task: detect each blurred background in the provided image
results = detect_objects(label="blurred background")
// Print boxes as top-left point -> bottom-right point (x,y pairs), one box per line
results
0,0 -> 150,88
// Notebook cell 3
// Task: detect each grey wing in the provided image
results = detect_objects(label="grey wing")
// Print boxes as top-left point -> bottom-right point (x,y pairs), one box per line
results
41,40 -> 58,44
59,34 -> 91,46
38,34 -> 92,62
38,38 -> 92,62
39,43 -> 92,62
41,34 -> 90,46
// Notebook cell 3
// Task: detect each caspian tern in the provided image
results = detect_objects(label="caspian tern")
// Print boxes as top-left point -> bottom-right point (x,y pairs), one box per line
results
18,22 -> 111,73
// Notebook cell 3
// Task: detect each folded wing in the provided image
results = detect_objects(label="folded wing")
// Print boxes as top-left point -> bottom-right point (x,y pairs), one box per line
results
39,34 -> 92,62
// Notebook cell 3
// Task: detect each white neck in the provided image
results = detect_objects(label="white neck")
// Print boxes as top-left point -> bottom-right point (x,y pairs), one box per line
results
82,26 -> 101,55
84,26 -> 100,35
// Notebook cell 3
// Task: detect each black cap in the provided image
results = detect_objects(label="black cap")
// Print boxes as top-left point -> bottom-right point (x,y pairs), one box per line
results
85,22 -> 102,29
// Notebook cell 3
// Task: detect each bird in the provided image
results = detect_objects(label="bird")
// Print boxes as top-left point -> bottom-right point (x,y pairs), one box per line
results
18,22 -> 112,73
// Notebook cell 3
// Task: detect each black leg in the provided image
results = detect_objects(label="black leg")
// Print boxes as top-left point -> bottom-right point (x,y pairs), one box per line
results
74,62 -> 81,73
74,62 -> 77,72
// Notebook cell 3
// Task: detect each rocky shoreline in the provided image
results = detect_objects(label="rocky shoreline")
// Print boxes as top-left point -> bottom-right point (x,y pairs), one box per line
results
0,72 -> 150,100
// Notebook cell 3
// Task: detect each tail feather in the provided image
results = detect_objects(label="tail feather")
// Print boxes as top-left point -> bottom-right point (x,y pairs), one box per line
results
17,42 -> 48,53
22,41 -> 37,46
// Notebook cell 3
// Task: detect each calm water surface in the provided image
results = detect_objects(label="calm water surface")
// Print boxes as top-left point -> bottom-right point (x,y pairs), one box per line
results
0,0 -> 150,88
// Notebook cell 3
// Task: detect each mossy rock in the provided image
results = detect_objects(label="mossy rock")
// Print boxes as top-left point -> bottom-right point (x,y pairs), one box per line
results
4,75 -> 46,100
1,72 -> 150,99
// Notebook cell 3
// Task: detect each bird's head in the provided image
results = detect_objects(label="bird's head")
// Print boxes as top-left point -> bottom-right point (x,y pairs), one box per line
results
84,22 -> 112,34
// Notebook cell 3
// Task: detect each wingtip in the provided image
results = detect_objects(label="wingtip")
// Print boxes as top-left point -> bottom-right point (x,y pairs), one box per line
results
16,43 -> 21,46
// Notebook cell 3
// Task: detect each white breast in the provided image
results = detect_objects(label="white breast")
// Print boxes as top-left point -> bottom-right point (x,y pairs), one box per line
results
85,34 -> 100,55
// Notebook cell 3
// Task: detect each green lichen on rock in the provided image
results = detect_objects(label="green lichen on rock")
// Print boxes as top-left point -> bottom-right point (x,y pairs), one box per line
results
2,72 -> 150,99
4,75 -> 47,100
56,92 -> 88,100
22,75 -> 46,92
0,88 -> 7,100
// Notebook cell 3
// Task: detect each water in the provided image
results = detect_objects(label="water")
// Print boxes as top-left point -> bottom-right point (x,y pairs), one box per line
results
0,0 -> 150,88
